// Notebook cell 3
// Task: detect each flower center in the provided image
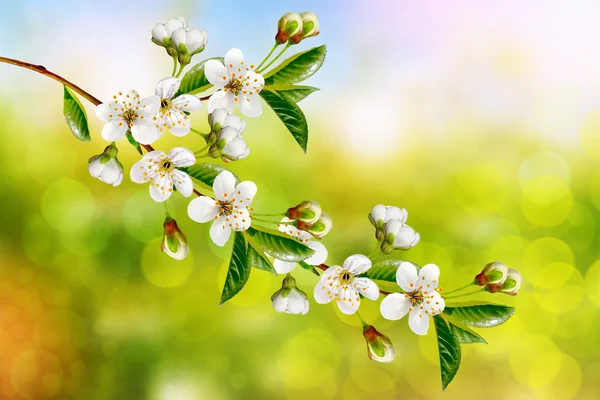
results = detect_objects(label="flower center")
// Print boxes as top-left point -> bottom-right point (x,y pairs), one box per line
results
225,78 -> 243,94
160,98 -> 172,112
408,290 -> 424,305
219,200 -> 234,215
161,159 -> 173,172
122,109 -> 138,127
339,271 -> 353,286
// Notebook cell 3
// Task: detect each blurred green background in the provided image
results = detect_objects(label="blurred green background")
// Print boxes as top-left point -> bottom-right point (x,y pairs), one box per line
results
0,0 -> 599,399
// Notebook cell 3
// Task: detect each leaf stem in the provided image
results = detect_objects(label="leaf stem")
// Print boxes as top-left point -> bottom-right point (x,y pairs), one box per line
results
259,42 -> 291,73
256,42 -> 280,71
444,282 -> 476,296
0,56 -> 102,106
443,287 -> 485,300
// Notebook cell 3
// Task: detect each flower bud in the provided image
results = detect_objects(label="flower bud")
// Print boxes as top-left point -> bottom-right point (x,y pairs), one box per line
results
172,28 -> 209,66
207,108 -> 246,145
305,212 -> 332,239
381,220 -> 420,253
487,268 -> 522,295
161,216 -> 189,260
151,17 -> 187,56
88,143 -> 124,187
474,261 -> 508,286
209,126 -> 250,161
276,12 -> 303,44
271,275 -> 310,315
286,200 -> 322,224
362,325 -> 396,363
369,205 -> 408,241
290,12 -> 320,44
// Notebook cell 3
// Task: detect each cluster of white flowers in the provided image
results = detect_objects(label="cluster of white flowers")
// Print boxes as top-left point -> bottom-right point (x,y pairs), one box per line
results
369,204 -> 420,252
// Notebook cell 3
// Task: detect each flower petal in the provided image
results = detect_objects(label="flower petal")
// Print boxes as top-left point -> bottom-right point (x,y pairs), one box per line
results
187,196 -> 220,223
238,94 -> 262,117
424,291 -> 445,316
213,170 -> 236,201
155,77 -> 181,99
231,208 -> 251,231
353,277 -> 380,301
172,94 -> 202,111
380,293 -> 411,320
149,174 -> 173,202
96,104 -> 115,122
210,216 -> 232,246
314,266 -> 342,304
204,60 -> 228,86
336,287 -> 360,315
172,170 -> 193,197
418,263 -> 441,291
408,307 -> 430,335
139,95 -> 161,117
304,241 -> 328,266
131,119 -> 161,145
224,48 -> 245,76
223,114 -> 245,133
396,261 -> 419,292
343,254 -> 372,275
243,70 -> 264,93
168,147 -> 196,167
101,121 -> 128,141
208,90 -> 234,114
273,259 -> 297,274
231,181 -> 257,208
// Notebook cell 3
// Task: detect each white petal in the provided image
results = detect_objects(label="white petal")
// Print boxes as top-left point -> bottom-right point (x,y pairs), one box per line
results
336,287 -> 360,315
208,90 -> 235,114
188,196 -> 220,223
99,159 -> 121,184
172,94 -> 202,111
380,293 -> 411,320
243,70 -> 264,93
172,170 -> 193,197
231,181 -> 257,208
408,308 -> 430,335
314,279 -> 337,304
353,277 -> 380,301
112,172 -> 124,187
223,114 -> 245,132
209,108 -> 229,127
273,259 -> 297,274
163,17 -> 186,35
369,204 -> 386,224
213,171 -> 236,201
304,241 -> 327,265
210,217 -> 232,246
130,159 -> 152,183
155,77 -> 181,99
231,208 -> 252,231
168,147 -> 196,167
88,157 -> 103,178
95,104 -> 114,122
222,136 -> 248,159
343,254 -> 372,275
139,95 -> 161,117
131,119 -> 161,145
101,121 -> 128,141
204,60 -> 228,86
149,174 -> 173,202
418,263 -> 441,290
272,293 -> 288,313
238,94 -> 262,117
224,48 -> 245,75
385,206 -> 407,223
286,290 -> 308,315
396,261 -> 419,292
277,221 -> 301,239
424,291 -> 445,315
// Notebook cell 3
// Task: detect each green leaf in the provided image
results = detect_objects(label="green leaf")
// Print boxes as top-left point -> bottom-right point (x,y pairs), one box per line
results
247,243 -> 277,275
264,45 -> 327,85
259,89 -> 308,152
299,261 -> 320,276
450,322 -> 487,345
443,303 -> 515,328
264,85 -> 319,103
183,163 -> 240,191
434,314 -> 462,391
219,231 -> 251,305
126,132 -> 143,155
246,226 -> 314,262
176,57 -> 223,96
362,260 -> 420,282
63,86 -> 91,142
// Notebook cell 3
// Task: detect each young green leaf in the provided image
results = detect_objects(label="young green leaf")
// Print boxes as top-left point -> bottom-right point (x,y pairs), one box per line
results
176,57 -> 223,96
247,243 -> 277,275
126,131 -> 143,155
362,260 -> 420,282
450,322 -> 487,345
299,261 -> 320,276
63,86 -> 91,142
220,231 -> 251,305
434,314 -> 462,391
183,163 -> 240,191
443,303 -> 515,328
264,45 -> 327,85
259,89 -> 308,152
246,226 -> 314,262
264,84 -> 319,103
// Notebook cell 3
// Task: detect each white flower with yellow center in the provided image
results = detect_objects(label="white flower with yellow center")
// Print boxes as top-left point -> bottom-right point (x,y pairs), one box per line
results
314,254 -> 380,315
380,262 -> 445,335
153,77 -> 202,138
130,147 -> 196,202
95,89 -> 160,144
187,171 -> 257,246
273,218 -> 328,274
204,48 -> 265,117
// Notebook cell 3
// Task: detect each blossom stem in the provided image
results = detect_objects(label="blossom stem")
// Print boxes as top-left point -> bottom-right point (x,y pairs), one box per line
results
176,63 -> 185,78
190,127 -> 209,139
355,311 -> 369,329
259,42 -> 291,73
443,287 -> 485,300
163,201 -> 170,217
443,282 -> 475,296
252,212 -> 285,217
171,56 -> 178,77
250,216 -> 279,224
256,42 -> 280,71
194,144 -> 210,155
0,56 -> 102,106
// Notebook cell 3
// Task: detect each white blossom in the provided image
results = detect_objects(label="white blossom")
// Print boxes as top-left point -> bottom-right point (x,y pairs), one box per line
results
88,157 -> 123,187
154,77 -> 202,138
272,218 -> 328,274
172,28 -> 208,55
152,17 -> 187,45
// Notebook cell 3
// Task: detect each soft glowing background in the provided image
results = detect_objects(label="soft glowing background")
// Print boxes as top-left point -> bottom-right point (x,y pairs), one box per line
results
0,0 -> 598,398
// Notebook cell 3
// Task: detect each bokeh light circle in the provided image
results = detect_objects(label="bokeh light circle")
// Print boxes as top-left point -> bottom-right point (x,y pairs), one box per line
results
40,179 -> 96,233
141,238 -> 194,288
520,176 -> 572,227
11,349 -> 63,399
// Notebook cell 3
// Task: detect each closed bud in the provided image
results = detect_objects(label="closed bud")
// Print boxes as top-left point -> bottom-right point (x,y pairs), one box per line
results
382,220 -> 420,253
271,275 -> 310,315
152,17 -> 187,57
306,212 -> 332,239
209,126 -> 250,161
475,261 -> 508,286
88,143 -> 124,187
290,12 -> 320,44
487,268 -> 522,295
276,12 -> 303,44
362,325 -> 396,363
172,28 -> 209,66
286,200 -> 322,224
161,216 -> 189,260
369,204 -> 408,241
